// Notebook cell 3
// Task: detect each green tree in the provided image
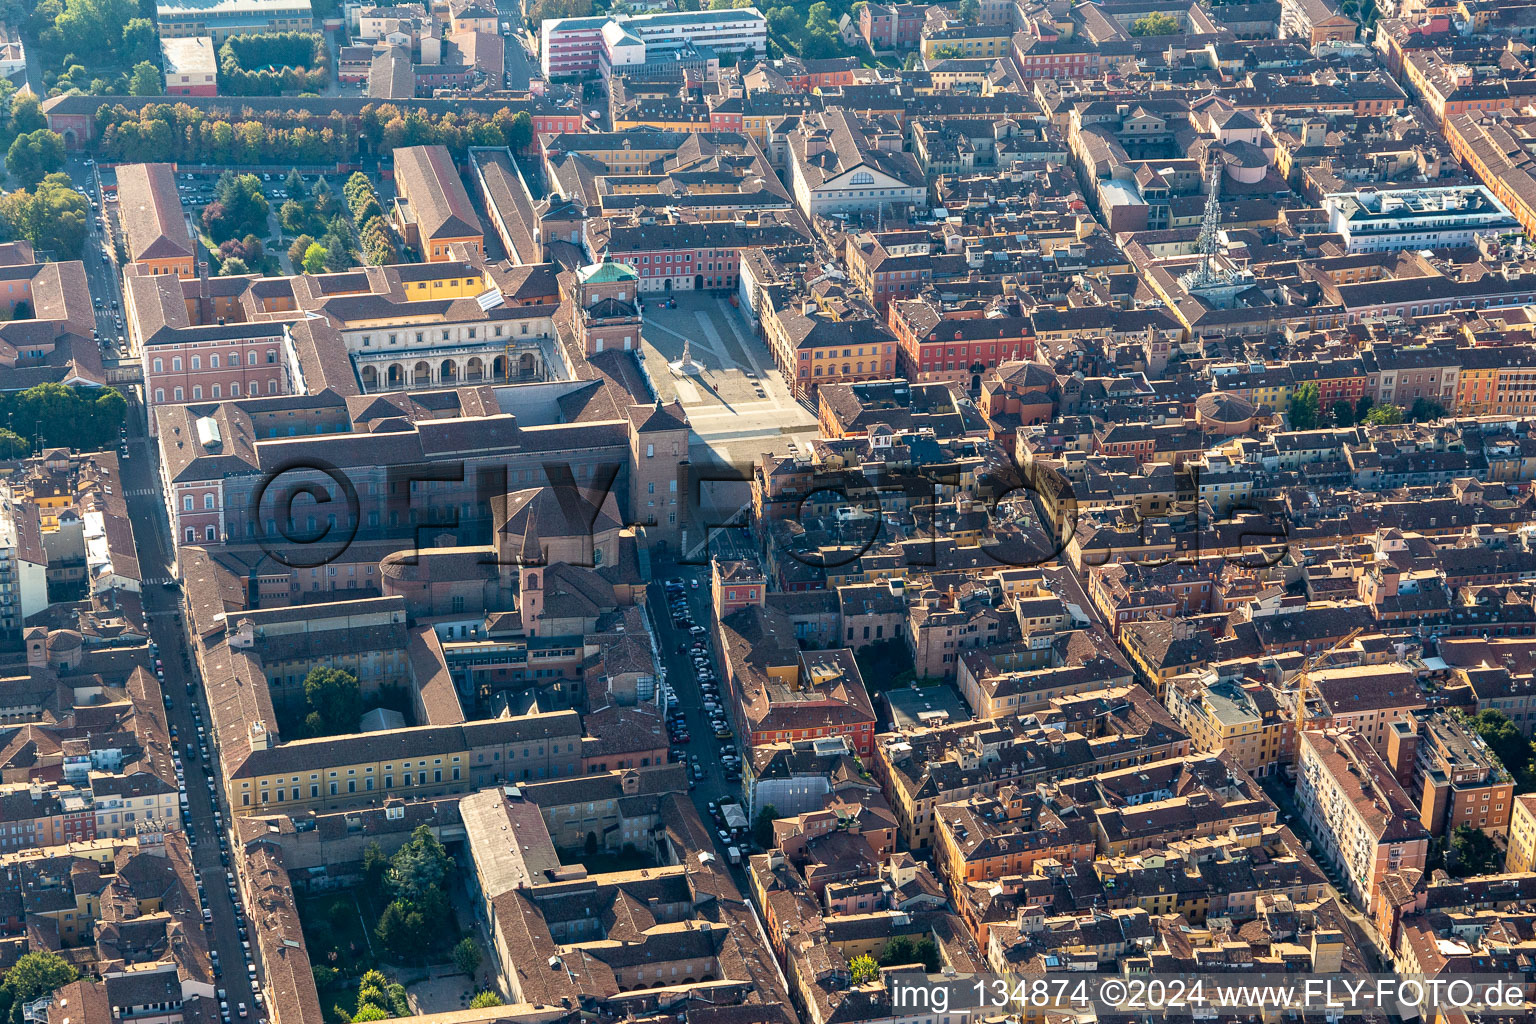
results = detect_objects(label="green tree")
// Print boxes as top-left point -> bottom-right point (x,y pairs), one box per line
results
1364,403 -> 1404,426
129,61 -> 163,96
507,110 -> 533,152
877,936 -> 940,971
753,805 -> 778,849
452,937 -> 484,976
311,966 -> 339,989
912,938 -> 941,972
1354,395 -> 1375,422
584,830 -> 598,857
9,94 -> 44,136
928,44 -> 965,59
388,825 -> 452,905
302,666 -> 361,736
217,256 -> 249,276
288,233 -> 316,266
0,429 -> 28,458
285,168 -> 308,199
279,199 -> 310,235
314,177 -> 338,217
6,130 -> 65,188
1469,709 -> 1534,789
801,0 -> 840,56
350,1005 -> 389,1022
1288,381 -> 1320,431
1332,400 -> 1355,426
767,5 -> 800,40
878,936 -> 916,967
375,899 -> 429,955
360,841 -> 388,891
54,0 -> 137,62
1409,397 -> 1446,422
1448,824 -> 1501,877
385,984 -> 409,1018
204,171 -> 270,243
527,0 -> 592,24
849,954 -> 879,984
469,992 -> 503,1009
121,18 -> 159,63
1129,10 -> 1180,33
956,0 -> 979,21
1,952 -> 78,1024
302,242 -> 329,275
0,174 -> 89,259
356,986 -> 388,1015
0,382 -> 124,449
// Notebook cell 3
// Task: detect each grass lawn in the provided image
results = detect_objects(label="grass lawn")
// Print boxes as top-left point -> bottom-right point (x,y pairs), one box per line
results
297,890 -> 377,977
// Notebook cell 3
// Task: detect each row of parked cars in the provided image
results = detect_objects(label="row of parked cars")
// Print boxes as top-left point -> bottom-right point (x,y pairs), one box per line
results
154,639 -> 265,1024
665,578 -> 742,783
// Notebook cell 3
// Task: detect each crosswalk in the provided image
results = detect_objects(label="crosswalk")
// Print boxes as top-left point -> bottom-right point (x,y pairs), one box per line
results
126,488 -> 159,498
142,576 -> 178,586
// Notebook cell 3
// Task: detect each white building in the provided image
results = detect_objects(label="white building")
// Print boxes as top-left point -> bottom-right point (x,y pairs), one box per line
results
540,6 -> 763,79
1324,185 -> 1520,253
0,24 -> 27,81
0,510 -> 48,640
787,108 -> 927,220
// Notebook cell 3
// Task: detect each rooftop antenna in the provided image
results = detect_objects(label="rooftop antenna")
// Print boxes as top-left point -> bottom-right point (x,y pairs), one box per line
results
1192,153 -> 1223,290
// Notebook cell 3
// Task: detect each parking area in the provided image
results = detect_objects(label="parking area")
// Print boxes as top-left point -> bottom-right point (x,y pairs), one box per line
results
648,570 -> 758,862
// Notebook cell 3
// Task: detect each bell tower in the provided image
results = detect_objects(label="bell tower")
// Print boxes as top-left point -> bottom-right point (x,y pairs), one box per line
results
520,567 -> 543,636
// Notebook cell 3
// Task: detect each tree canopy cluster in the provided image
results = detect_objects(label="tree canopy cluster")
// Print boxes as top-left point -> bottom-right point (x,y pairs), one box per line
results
1468,709 -> 1536,791
344,173 -> 399,265
92,102 -> 532,166
297,666 -> 362,738
363,827 -> 458,957
0,385 -> 126,454
1129,11 -> 1181,34
216,235 -> 265,276
1448,824 -> 1502,877
878,935 -> 940,973
129,61 -> 164,96
0,952 -> 77,1024
0,174 -> 90,260
361,103 -> 527,157
97,103 -> 358,166
336,970 -> 409,1023
28,0 -> 148,74
202,172 -> 272,247
527,0 -> 591,25
6,130 -> 66,188
766,2 -> 841,59
1285,391 -> 1445,431
218,32 -> 329,96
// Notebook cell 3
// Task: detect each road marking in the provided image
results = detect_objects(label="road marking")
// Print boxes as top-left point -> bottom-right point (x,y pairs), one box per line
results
645,315 -> 719,358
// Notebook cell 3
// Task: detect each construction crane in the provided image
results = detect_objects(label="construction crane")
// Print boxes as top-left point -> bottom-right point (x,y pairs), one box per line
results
1291,625 -> 1365,730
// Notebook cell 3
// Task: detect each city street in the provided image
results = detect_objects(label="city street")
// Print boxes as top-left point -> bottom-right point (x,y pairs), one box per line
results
502,32 -> 535,90
67,157 -> 129,361
491,0 -> 538,88
117,403 -> 260,1012
645,560 -> 754,866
